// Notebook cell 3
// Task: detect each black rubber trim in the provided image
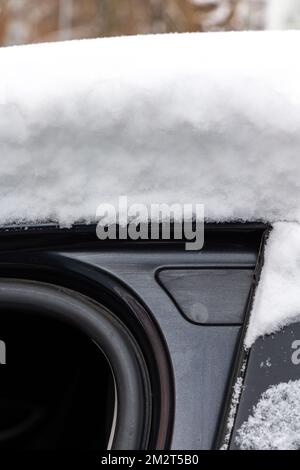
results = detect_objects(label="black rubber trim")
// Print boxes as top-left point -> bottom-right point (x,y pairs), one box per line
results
0,279 -> 152,450
0,222 -> 269,252
215,228 -> 271,449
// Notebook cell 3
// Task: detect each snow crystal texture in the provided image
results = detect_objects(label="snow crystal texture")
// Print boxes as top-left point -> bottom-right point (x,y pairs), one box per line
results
246,222 -> 300,347
2,32 -> 300,225
3,32 -> 300,344
235,380 -> 300,450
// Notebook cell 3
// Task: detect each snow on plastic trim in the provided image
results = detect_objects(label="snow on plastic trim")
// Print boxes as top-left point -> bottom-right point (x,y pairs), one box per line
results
235,379 -> 300,450
2,32 -> 300,344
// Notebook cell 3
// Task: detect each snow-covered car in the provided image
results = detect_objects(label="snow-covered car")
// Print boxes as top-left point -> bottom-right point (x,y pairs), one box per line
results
0,32 -> 299,451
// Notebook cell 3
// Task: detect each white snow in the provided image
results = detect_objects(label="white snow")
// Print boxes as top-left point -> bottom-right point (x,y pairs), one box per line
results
1,31 -> 300,226
220,359 -> 246,450
245,222 -> 300,347
235,379 -> 300,450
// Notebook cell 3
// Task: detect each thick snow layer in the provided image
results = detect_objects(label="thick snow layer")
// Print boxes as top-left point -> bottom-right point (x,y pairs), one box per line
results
235,380 -> 300,450
2,32 -> 300,225
245,222 -> 300,347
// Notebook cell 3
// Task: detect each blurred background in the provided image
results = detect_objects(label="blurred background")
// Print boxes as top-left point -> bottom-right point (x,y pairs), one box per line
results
0,0 -> 299,47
